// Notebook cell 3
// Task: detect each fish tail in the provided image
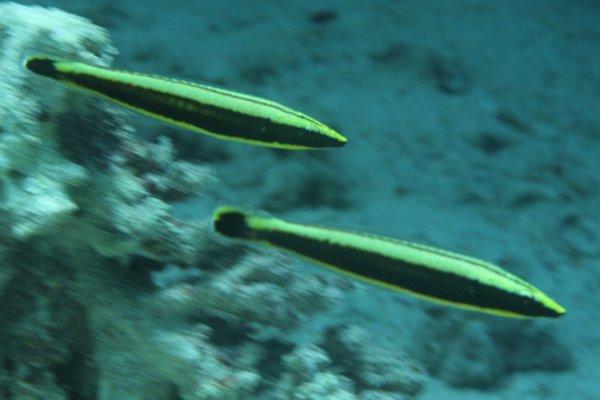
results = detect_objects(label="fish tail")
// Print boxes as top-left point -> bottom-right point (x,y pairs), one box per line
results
24,55 -> 61,79
213,206 -> 254,239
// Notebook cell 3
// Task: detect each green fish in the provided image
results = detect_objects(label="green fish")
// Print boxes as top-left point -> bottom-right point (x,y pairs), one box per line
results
25,56 -> 347,149
213,206 -> 566,318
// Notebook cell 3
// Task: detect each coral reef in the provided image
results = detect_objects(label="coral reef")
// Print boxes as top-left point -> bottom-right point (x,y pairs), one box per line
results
0,3 -> 425,400
276,325 -> 424,400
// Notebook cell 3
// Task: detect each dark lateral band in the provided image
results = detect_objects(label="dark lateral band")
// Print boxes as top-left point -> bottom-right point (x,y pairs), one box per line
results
58,71 -> 342,148
256,229 -> 561,317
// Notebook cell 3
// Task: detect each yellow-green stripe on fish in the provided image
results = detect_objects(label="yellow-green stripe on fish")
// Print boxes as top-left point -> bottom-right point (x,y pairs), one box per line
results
213,206 -> 566,318
24,56 -> 347,149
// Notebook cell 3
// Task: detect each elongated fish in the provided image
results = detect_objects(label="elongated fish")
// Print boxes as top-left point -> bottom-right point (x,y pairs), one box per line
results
24,56 -> 347,149
213,206 -> 565,318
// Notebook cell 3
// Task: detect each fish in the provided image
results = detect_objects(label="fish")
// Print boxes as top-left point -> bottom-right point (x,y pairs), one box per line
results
212,206 -> 566,318
24,56 -> 347,149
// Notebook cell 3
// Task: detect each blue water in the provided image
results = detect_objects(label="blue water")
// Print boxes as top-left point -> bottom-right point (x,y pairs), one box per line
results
2,1 -> 599,399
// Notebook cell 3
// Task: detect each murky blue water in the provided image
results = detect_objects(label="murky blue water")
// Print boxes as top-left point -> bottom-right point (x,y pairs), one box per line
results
1,1 -> 599,399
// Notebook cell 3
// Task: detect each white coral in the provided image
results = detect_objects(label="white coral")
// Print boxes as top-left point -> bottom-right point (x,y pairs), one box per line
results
155,251 -> 344,330
0,2 -> 112,239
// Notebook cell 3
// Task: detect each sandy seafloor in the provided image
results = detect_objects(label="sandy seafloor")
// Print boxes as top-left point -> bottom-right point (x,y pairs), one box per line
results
10,0 -> 600,399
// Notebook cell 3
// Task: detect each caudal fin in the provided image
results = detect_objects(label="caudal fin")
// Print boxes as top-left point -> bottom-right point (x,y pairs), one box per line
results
24,56 -> 61,79
213,206 -> 253,239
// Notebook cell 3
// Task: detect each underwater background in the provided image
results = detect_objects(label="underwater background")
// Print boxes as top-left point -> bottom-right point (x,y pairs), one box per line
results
1,0 -> 599,399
